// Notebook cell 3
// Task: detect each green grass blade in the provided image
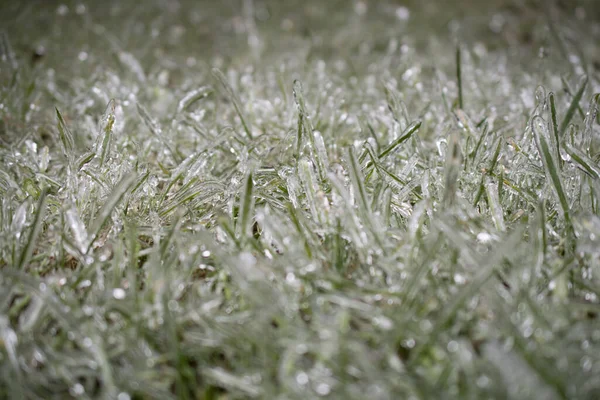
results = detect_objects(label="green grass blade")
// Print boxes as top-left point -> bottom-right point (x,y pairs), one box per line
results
377,120 -> 421,160
293,79 -> 315,156
564,143 -> 600,179
548,92 -> 560,162
177,86 -> 212,114
473,137 -> 502,206
236,171 -> 255,244
212,68 -> 253,139
532,116 -> 570,224
55,107 -> 75,159
17,189 -> 47,269
346,145 -> 370,214
96,99 -> 115,167
136,102 -> 182,161
559,77 -> 587,136
87,172 -> 137,252
456,45 -> 463,109
443,130 -> 462,207
298,158 -> 323,224
485,176 -> 506,231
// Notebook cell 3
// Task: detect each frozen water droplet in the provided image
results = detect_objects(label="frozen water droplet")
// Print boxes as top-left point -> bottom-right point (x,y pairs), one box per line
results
447,340 -> 459,352
112,288 -> 126,300
315,383 -> 331,396
454,273 -> 466,284
57,4 -> 69,16
395,6 -> 410,20
296,372 -> 309,385
581,356 -> 592,372
70,383 -> 85,396
117,393 -> 131,400
477,375 -> 490,388
477,232 -> 493,243
373,316 -> 393,330
286,272 -> 296,283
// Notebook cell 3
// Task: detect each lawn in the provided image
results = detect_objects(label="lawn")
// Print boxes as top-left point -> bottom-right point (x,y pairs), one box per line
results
1,0 -> 600,399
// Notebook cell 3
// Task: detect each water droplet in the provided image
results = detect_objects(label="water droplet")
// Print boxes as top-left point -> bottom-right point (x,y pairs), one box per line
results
57,4 -> 69,16
454,273 -> 466,284
70,383 -> 85,396
477,232 -> 493,243
117,393 -> 131,400
395,6 -> 410,21
112,288 -> 126,300
315,383 -> 331,396
82,305 -> 94,316
296,372 -> 309,385
581,356 -> 593,372
477,375 -> 490,388
286,272 -> 296,283
78,280 -> 92,289
373,316 -> 393,330
447,340 -> 459,352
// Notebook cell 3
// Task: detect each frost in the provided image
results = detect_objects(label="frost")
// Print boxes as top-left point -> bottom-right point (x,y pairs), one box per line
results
0,1 -> 599,399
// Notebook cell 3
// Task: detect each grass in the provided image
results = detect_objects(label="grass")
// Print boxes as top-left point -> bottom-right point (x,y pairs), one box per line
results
1,0 -> 600,399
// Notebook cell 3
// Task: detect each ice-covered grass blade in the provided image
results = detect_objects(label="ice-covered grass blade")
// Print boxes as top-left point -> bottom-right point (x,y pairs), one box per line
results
212,68 -> 254,139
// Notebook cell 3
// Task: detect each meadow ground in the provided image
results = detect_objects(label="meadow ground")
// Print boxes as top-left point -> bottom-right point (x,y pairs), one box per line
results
1,0 -> 600,399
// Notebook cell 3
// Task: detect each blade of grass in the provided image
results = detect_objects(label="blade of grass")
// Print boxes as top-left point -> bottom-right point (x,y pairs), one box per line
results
236,171 -> 255,245
377,120 -> 422,160
96,99 -> 116,167
346,145 -> 370,215
87,172 -> 137,252
55,107 -> 75,160
298,159 -> 323,224
548,92 -> 560,163
177,86 -> 212,114
443,130 -> 462,207
212,68 -> 253,139
474,137 -> 502,206
17,189 -> 47,270
532,116 -> 571,225
456,45 -> 463,109
136,102 -> 181,161
383,83 -> 409,127
559,77 -> 587,137
564,143 -> 600,179
293,79 -> 314,156
485,176 -> 506,231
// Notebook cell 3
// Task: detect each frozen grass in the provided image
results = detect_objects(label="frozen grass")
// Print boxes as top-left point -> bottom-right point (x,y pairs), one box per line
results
1,0 -> 600,398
